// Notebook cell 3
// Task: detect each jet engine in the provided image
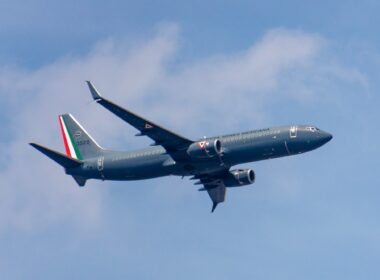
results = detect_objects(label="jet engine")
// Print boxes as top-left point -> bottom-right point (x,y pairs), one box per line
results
224,169 -> 255,187
187,139 -> 222,158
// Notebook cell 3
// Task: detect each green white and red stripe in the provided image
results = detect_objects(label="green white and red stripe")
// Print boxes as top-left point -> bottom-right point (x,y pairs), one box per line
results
58,115 -> 83,160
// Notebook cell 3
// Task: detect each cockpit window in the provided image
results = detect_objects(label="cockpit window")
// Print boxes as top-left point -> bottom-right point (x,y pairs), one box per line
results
306,126 -> 317,132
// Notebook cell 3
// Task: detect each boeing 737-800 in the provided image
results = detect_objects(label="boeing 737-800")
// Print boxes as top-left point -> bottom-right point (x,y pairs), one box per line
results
30,82 -> 332,212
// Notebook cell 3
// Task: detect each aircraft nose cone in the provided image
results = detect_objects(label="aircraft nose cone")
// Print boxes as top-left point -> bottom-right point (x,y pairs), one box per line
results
321,131 -> 333,144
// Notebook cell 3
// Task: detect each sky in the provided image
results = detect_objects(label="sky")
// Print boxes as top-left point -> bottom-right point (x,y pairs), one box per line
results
1,0 -> 380,279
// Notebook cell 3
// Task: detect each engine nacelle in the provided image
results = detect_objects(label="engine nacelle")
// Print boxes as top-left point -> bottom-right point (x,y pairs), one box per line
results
224,169 -> 255,187
187,139 -> 222,159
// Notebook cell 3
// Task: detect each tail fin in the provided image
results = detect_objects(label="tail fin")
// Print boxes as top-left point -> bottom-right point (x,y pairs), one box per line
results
30,143 -> 82,168
58,114 -> 103,160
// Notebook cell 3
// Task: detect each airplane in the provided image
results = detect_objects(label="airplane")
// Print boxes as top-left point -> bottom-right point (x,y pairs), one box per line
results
30,81 -> 333,212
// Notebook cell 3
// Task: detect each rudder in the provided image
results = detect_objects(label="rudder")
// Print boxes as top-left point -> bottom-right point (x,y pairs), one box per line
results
59,114 -> 103,160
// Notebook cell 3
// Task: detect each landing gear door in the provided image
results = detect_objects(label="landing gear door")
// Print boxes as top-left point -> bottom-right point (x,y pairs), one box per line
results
290,126 -> 298,138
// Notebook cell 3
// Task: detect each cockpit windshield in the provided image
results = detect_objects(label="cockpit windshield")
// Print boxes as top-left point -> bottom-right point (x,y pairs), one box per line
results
305,126 -> 320,132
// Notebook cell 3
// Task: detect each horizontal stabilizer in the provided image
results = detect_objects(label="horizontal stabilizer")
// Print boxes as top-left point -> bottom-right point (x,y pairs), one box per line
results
30,143 -> 82,169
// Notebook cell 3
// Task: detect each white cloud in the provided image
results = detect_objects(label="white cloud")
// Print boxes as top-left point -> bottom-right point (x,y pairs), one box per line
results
0,24 -> 367,232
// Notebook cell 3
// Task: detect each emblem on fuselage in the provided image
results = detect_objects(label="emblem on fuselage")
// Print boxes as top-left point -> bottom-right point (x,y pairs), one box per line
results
198,141 -> 208,149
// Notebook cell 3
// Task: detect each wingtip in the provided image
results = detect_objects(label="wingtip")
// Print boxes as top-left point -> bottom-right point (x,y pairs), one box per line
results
211,202 -> 218,213
86,81 -> 102,101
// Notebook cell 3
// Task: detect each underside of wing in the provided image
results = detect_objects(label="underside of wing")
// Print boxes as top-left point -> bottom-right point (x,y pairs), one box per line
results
193,170 -> 229,212
87,81 -> 193,153
205,182 -> 226,213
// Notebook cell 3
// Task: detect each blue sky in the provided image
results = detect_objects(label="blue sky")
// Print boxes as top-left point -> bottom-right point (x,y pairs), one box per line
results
1,1 -> 380,279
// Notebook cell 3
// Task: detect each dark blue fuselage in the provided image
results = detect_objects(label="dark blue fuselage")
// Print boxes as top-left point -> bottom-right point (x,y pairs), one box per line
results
68,125 -> 332,181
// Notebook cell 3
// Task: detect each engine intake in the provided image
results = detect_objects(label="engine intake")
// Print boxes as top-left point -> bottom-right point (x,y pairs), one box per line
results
187,139 -> 222,159
224,169 -> 255,187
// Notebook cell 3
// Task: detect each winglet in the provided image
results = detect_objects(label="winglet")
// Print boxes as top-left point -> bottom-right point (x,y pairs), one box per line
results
86,81 -> 102,101
211,202 -> 218,213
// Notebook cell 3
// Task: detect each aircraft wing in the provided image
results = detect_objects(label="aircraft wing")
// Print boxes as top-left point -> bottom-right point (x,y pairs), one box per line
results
205,182 -> 226,213
87,81 -> 193,152
194,172 -> 228,212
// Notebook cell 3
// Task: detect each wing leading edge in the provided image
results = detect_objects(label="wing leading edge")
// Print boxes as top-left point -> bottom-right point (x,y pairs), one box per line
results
87,81 -> 193,153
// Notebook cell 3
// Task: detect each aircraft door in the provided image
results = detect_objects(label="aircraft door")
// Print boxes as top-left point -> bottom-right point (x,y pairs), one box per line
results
286,126 -> 302,155
97,156 -> 105,179
97,156 -> 104,171
290,126 -> 297,138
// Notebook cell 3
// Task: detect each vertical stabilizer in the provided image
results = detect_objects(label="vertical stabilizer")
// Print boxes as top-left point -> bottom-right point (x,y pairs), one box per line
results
58,114 -> 103,160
